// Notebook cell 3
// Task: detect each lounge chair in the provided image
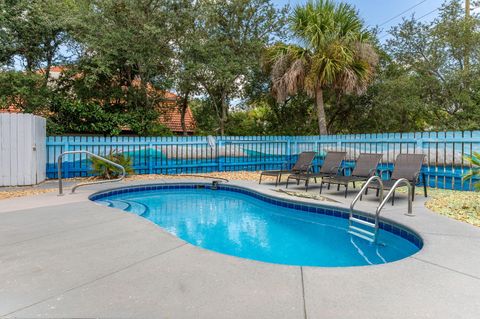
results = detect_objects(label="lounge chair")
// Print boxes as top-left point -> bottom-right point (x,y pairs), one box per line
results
258,151 -> 316,186
367,153 -> 427,204
286,151 -> 347,191
320,153 -> 383,198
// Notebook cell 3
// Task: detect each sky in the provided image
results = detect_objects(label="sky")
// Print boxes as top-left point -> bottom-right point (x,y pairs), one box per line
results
274,0 -> 447,40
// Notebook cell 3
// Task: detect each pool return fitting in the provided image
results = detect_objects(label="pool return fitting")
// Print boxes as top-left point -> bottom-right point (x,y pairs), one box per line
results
349,176 -> 414,243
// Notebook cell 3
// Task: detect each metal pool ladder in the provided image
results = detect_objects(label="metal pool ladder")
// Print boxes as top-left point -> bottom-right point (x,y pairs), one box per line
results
349,176 -> 414,243
58,150 -> 126,195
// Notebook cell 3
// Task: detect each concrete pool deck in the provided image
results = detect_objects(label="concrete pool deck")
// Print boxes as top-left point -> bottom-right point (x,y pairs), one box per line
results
1,178 -> 480,318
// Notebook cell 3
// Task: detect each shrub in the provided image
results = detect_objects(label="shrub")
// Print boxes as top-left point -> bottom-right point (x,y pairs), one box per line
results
463,152 -> 480,190
90,151 -> 135,179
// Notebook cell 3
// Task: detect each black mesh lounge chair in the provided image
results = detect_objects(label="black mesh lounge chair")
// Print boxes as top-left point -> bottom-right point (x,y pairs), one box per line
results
286,151 -> 347,191
367,153 -> 427,205
320,153 -> 383,198
258,151 -> 316,186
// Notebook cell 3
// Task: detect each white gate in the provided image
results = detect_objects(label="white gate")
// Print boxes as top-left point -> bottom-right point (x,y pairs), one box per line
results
0,113 -> 46,186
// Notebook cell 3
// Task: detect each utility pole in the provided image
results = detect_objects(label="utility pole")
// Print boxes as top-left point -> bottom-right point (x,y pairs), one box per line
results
466,0 -> 470,18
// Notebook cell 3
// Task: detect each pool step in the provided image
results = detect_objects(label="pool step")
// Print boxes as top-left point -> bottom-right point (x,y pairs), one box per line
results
125,200 -> 149,216
96,200 -> 113,207
108,199 -> 131,211
348,216 -> 376,243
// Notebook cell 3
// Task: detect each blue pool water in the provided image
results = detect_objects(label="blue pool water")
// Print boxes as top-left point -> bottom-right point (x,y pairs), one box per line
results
92,186 -> 421,267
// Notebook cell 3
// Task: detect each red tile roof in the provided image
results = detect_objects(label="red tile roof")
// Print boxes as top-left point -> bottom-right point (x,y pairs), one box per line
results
158,103 -> 196,133
0,104 -> 22,113
36,65 -> 68,75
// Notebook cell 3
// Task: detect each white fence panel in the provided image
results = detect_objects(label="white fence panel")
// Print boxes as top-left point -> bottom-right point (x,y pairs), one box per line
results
0,113 -> 46,186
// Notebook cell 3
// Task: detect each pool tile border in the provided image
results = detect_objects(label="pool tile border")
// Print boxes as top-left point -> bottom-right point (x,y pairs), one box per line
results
89,183 -> 423,249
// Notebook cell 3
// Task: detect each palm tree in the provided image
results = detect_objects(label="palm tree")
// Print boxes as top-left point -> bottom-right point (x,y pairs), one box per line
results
264,0 -> 378,135
463,152 -> 480,190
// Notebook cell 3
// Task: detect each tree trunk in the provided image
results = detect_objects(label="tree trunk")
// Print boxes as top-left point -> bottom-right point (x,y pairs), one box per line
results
315,87 -> 328,135
219,91 -> 227,136
179,92 -> 189,136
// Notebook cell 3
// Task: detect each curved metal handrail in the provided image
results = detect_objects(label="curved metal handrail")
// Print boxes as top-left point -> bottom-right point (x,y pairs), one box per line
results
349,175 -> 384,217
376,178 -> 413,217
58,150 -> 126,195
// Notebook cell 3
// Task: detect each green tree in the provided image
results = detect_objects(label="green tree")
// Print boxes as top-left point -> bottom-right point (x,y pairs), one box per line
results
193,0 -> 287,135
171,0 -> 203,136
325,51 -> 431,134
0,0 -> 73,78
386,0 -> 480,130
55,0 -> 181,135
264,0 -> 378,135
0,71 -> 50,112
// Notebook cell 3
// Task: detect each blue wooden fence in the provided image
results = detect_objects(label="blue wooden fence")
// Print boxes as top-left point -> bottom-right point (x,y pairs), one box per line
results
46,131 -> 480,191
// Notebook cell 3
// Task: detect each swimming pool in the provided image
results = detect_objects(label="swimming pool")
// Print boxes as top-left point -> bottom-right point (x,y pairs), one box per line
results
90,184 -> 422,267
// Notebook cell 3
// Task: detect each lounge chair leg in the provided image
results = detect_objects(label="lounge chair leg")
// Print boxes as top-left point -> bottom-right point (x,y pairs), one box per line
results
319,181 -> 324,194
305,180 -> 309,192
297,179 -> 299,185
327,183 -> 331,190
412,184 -> 415,201
345,184 -> 348,198
286,178 -> 289,189
376,188 -> 379,197
314,177 -> 317,183
337,184 -> 340,191
352,181 -> 356,189
259,174 -> 262,184
275,175 -> 279,187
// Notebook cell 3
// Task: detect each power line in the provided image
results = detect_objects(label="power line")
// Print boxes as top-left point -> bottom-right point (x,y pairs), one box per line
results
378,7 -> 440,41
377,0 -> 428,27
416,7 -> 439,20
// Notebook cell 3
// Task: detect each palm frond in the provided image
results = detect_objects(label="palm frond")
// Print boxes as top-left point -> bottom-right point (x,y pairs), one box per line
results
463,152 -> 480,190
